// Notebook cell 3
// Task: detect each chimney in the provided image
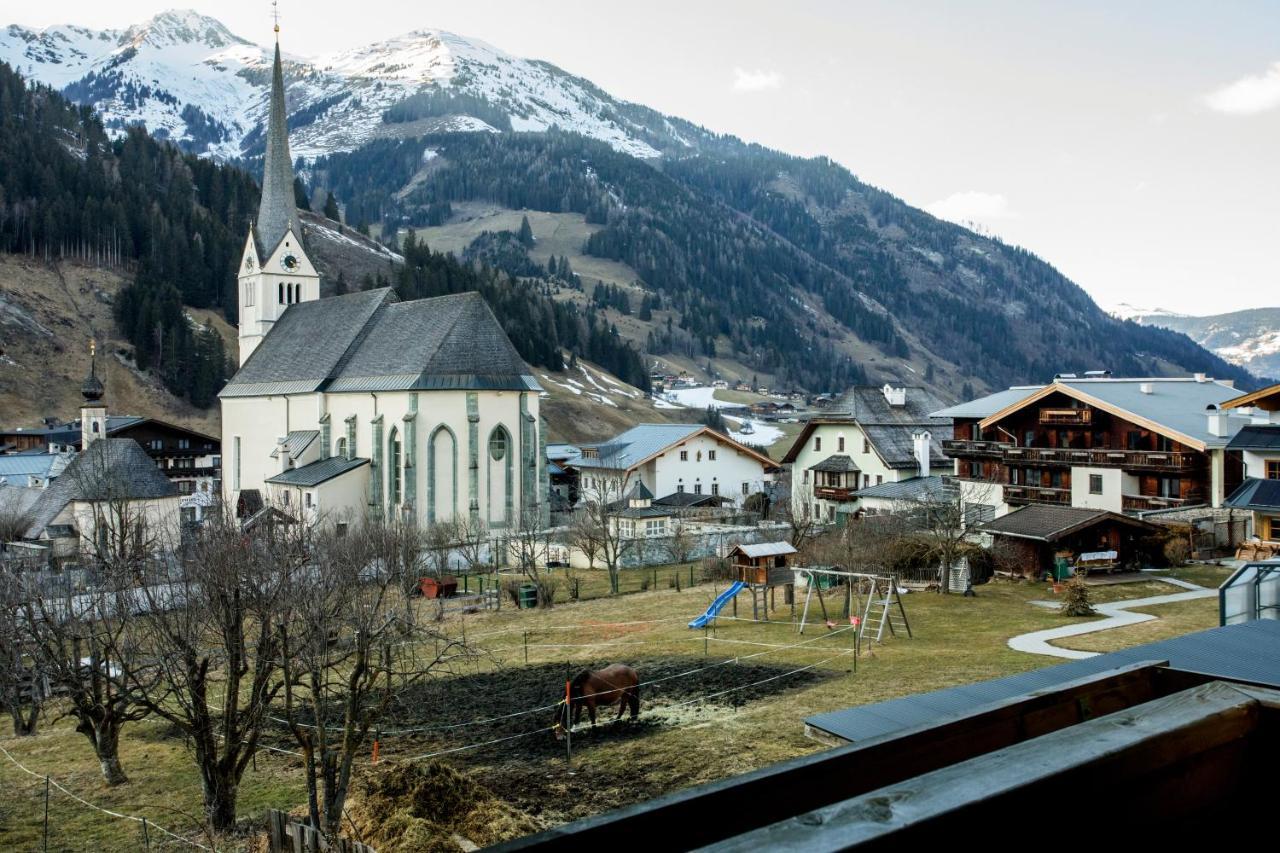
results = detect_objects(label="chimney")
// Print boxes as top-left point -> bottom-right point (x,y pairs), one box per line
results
913,430 -> 932,479
1206,408 -> 1229,438
1194,373 -> 1208,383
278,436 -> 292,473
1139,382 -> 1154,395
883,384 -> 907,407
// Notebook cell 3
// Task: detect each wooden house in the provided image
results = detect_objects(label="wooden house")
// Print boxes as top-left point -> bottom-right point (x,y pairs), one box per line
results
980,504 -> 1159,577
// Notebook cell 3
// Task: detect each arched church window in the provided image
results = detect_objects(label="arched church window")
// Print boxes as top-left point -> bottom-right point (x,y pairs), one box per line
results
279,282 -> 285,304
388,427 -> 402,506
335,437 -> 347,459
489,428 -> 508,461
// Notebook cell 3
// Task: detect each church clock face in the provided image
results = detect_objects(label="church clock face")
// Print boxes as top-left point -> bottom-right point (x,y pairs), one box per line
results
244,256 -> 254,271
280,254 -> 300,272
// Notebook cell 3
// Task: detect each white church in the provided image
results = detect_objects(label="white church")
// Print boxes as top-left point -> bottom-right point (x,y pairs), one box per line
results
220,33 -> 546,532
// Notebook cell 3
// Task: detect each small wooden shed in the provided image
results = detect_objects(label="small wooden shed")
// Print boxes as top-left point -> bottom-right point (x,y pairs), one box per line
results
730,541 -> 798,586
980,505 -> 1159,578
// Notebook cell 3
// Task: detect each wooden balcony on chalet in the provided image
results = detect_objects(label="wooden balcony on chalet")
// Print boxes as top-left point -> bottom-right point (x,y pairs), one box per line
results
941,439 -> 1011,458
1038,407 -> 1092,425
813,485 -> 858,502
1003,485 -> 1071,506
1002,446 -> 1200,471
1122,493 -> 1204,512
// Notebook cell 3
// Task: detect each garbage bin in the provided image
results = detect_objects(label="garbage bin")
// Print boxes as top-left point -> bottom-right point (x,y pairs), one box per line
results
518,583 -> 538,609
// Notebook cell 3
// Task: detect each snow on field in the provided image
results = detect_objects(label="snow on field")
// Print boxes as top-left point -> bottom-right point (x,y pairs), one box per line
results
664,386 -> 736,410
651,398 -> 682,409
723,416 -> 784,447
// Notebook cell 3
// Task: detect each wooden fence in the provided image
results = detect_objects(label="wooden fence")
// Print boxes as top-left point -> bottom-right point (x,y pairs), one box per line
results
265,810 -> 376,853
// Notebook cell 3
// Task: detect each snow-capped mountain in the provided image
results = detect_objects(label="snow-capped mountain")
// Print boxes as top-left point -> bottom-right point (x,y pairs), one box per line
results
1123,307 -> 1280,380
0,9 -> 668,160
1108,303 -> 1189,323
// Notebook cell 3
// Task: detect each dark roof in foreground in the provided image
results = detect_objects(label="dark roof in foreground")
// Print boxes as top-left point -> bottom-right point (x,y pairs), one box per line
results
806,619 -> 1280,743
24,439 -> 177,538
653,491 -> 732,508
1227,424 -> 1280,452
221,289 -> 538,397
266,456 -> 369,488
1225,477 -> 1280,512
980,504 -> 1156,542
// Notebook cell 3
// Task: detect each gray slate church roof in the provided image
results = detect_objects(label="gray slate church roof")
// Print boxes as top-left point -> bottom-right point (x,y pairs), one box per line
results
254,41 -> 304,258
266,456 -> 369,488
220,288 -> 539,397
24,439 -> 177,539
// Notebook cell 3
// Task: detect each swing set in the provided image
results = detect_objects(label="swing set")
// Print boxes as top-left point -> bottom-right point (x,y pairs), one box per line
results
795,568 -> 912,644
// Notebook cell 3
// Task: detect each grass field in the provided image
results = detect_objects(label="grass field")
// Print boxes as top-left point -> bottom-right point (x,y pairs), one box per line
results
0,568 -> 1223,850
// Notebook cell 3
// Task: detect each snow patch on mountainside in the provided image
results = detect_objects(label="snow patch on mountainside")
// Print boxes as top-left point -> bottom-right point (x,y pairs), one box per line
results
2,10 -> 662,161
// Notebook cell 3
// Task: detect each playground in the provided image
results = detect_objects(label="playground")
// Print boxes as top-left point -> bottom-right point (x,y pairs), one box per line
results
0,563 -> 1233,850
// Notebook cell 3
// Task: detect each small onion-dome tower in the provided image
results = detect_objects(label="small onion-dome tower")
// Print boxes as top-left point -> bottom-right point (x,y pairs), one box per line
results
80,339 -> 108,448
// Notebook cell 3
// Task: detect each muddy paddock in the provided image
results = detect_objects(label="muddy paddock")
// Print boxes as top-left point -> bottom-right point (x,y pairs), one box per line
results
263,655 -> 839,824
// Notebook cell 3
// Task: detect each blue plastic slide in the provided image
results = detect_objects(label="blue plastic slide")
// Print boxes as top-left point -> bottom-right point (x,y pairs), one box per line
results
689,581 -> 746,629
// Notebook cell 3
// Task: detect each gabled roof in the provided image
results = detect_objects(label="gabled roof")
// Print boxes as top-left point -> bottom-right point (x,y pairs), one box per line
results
980,504 -> 1157,542
1227,425 -> 1280,452
270,430 -> 319,459
24,439 -> 177,539
930,387 -> 1041,420
0,454 -> 63,480
1219,382 -> 1280,412
732,541 -> 797,559
975,378 -> 1247,451
1224,477 -> 1280,512
832,385 -> 953,426
576,424 -> 776,472
265,456 -> 369,488
221,289 -> 537,397
780,419 -> 950,468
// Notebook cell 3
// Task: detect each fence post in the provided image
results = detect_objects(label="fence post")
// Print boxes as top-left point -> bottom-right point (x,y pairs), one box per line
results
43,775 -> 50,852
141,817 -> 151,850
524,630 -> 529,664
564,679 -> 572,772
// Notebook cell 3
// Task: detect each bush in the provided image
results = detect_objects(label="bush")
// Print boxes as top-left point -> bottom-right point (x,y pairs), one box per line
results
1060,573 -> 1096,617
1163,539 -> 1190,567
535,577 -> 560,608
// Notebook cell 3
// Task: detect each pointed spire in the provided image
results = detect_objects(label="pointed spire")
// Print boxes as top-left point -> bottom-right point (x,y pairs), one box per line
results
255,31 -> 303,256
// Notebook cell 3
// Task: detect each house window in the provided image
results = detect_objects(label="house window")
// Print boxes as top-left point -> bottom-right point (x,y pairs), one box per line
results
863,438 -> 870,454
838,436 -> 845,452
233,436 -> 241,491
677,482 -> 685,493
282,490 -> 290,506
178,439 -> 190,449
711,483 -> 720,496
1090,474 -> 1103,495
305,492 -> 313,508
680,450 -> 688,461
863,474 -> 870,488
336,522 -> 348,538
708,449 -> 717,461
1268,460 -> 1280,480
645,519 -> 666,537
814,436 -> 821,452
178,481 -> 195,494
742,482 -> 749,495
149,439 -> 163,450
694,483 -> 703,495
696,451 -> 703,462
876,475 -> 883,485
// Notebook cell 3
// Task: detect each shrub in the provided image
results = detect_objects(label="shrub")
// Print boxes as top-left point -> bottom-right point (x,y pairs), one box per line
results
1163,539 -> 1190,567
1060,573 -> 1096,617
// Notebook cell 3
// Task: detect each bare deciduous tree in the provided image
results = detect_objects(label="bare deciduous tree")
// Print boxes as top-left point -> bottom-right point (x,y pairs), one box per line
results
892,477 -> 998,592
511,507 -> 555,607
0,569 -> 43,736
578,473 -> 634,595
278,522 -> 475,836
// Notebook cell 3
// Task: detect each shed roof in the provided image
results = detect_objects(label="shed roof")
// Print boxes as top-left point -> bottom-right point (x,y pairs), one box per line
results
653,492 -> 733,508
269,430 -> 319,459
853,475 -> 947,502
265,456 -> 369,488
980,504 -> 1157,542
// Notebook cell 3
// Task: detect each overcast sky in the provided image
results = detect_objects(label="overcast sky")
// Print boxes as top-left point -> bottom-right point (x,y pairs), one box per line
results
10,1 -> 1276,315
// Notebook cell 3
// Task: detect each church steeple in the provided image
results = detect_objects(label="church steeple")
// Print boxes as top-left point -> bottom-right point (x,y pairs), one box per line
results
81,339 -> 108,448
235,13 -> 321,368
255,35 -> 303,257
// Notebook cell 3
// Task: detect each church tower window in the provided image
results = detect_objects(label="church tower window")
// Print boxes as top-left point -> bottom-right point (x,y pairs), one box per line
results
388,427 -> 402,506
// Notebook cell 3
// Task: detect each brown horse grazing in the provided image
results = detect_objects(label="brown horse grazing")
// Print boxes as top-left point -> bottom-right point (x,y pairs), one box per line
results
552,664 -> 640,740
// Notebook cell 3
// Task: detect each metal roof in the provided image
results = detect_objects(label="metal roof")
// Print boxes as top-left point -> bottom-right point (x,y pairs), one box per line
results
854,475 -> 947,502
733,541 -> 797,558
576,424 -> 703,470
1057,378 -> 1246,448
0,454 -> 63,479
265,456 -> 369,488
931,387 -> 1040,419
1227,424 -> 1280,452
269,430 -> 318,459
806,619 -> 1280,743
1225,477 -> 1280,512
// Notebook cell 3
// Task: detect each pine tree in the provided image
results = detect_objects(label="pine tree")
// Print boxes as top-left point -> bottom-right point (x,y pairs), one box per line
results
518,214 -> 534,247
293,176 -> 311,211
323,191 -> 340,222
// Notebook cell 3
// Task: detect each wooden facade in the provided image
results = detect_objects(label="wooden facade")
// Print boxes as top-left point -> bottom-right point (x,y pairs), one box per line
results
945,389 -> 1241,512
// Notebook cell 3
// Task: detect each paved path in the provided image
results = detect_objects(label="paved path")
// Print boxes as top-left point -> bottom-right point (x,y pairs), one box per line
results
1007,578 -> 1216,660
